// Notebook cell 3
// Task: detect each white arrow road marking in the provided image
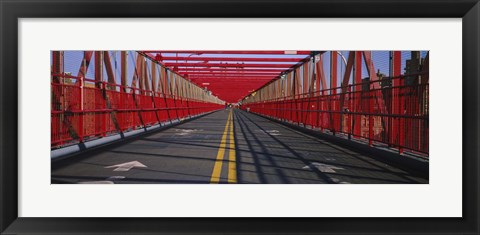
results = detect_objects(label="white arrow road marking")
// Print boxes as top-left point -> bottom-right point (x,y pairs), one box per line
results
255,130 -> 282,136
266,130 -> 279,133
266,130 -> 281,136
302,162 -> 345,173
105,161 -> 147,172
175,129 -> 202,136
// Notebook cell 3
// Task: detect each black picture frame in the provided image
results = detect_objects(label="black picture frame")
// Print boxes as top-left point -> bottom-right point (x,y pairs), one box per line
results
1,0 -> 479,234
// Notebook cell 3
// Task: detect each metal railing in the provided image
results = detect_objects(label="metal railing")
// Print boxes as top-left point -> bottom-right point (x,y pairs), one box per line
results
51,74 -> 223,148
242,74 -> 429,156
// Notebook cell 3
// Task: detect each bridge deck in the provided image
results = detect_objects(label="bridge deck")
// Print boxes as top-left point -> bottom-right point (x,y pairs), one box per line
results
52,109 -> 427,184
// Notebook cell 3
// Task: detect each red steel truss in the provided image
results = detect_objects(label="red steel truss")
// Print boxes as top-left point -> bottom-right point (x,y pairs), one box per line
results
51,51 -> 224,148
52,50 -> 429,157
241,51 -> 429,155
141,51 -> 311,103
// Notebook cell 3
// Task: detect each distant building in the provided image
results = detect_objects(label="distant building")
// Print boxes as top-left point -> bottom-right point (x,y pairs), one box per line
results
361,69 -> 389,91
404,51 -> 424,85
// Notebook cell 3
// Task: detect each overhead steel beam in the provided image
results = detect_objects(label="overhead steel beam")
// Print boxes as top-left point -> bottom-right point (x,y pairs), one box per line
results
179,72 -> 281,76
164,62 -> 295,68
177,68 -> 286,72
187,74 -> 278,78
190,77 -> 275,82
143,50 -> 311,55
158,56 -> 306,62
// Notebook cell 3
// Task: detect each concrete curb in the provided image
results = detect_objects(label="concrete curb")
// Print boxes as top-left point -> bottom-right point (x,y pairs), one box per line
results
246,111 -> 429,179
51,110 -> 220,161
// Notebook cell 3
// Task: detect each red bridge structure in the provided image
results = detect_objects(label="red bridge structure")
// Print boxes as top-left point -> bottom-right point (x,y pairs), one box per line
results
51,50 -> 429,184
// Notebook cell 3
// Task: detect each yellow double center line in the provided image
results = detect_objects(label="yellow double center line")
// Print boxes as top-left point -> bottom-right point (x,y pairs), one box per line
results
210,110 -> 237,183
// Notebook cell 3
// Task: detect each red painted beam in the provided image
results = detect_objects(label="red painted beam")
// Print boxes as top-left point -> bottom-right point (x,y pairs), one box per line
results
353,51 -> 362,136
103,51 -> 117,87
330,51 -> 338,133
189,77 -> 275,82
77,51 -> 93,81
339,51 -> 355,134
186,74 -> 278,77
164,63 -> 294,68
180,72 -> 281,76
161,56 -> 304,62
94,51 -> 103,86
143,50 -> 311,55
330,51 -> 337,93
177,68 -> 286,72
159,56 -> 306,62
391,51 -> 403,153
316,56 -> 327,92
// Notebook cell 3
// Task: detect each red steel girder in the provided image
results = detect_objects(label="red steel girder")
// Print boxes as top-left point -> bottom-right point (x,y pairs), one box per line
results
339,52 -> 355,100
164,62 -> 295,68
192,80 -> 272,83
208,87 -> 268,90
94,51 -> 103,87
330,51 -> 338,94
131,53 -> 144,89
353,51 -> 363,136
189,78 -> 276,81
177,68 -> 286,72
328,51 -> 338,132
189,77 -> 274,82
186,74 -> 278,77
316,55 -> 327,93
159,56 -> 306,62
144,50 -> 311,55
77,51 -> 93,81
177,71 -> 280,76
391,51 -> 403,153
121,51 -> 128,91
103,51 -> 117,88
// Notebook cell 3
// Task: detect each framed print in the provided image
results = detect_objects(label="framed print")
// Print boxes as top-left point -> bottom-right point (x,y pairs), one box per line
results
1,0 -> 479,234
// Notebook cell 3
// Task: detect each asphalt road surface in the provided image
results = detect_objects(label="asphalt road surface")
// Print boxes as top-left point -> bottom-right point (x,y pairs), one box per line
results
52,109 -> 428,184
